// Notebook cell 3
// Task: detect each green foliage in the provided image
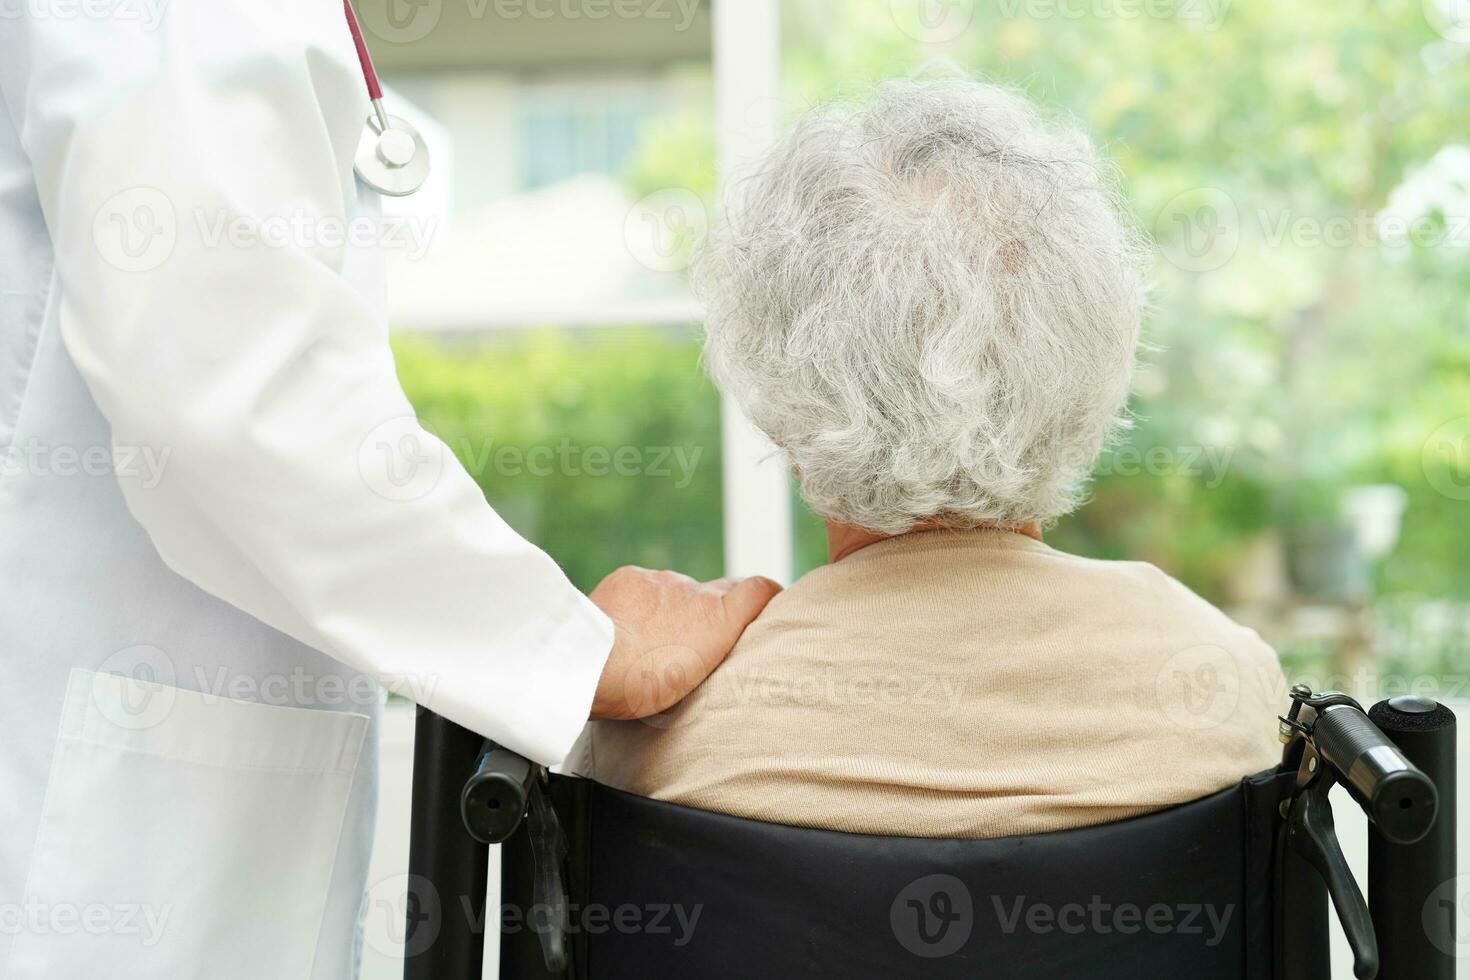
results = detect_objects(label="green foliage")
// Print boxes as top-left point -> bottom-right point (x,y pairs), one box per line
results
393,329 -> 725,592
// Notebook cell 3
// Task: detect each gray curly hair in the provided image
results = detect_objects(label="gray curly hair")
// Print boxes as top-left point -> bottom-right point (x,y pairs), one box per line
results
693,77 -> 1149,534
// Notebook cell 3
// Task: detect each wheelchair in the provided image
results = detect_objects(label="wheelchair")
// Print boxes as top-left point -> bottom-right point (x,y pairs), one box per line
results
400,686 -> 1457,979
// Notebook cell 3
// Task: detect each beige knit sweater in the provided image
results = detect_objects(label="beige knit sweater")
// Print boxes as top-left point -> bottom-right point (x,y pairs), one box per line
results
568,528 -> 1286,838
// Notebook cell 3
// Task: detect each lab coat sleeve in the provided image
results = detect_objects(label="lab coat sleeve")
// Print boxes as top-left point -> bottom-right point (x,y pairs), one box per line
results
0,3 -> 614,765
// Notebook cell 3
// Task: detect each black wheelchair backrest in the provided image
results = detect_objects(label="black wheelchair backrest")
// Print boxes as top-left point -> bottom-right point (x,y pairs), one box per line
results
499,769 -> 1294,979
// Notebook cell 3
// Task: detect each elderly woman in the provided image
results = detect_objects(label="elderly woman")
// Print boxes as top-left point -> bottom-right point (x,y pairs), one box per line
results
570,78 -> 1285,838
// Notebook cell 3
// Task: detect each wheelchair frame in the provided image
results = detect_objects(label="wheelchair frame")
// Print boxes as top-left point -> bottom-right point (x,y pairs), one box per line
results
399,689 -> 1455,979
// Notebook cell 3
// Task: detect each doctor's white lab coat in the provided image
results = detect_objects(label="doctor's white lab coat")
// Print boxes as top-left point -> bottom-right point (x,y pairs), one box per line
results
0,4 -> 613,977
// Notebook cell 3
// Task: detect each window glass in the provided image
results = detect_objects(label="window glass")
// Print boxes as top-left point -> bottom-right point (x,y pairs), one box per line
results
779,0 -> 1470,681
382,67 -> 718,590
394,327 -> 723,591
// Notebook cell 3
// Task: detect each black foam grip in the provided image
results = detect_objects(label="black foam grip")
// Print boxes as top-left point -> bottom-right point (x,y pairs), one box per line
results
1314,705 -> 1437,844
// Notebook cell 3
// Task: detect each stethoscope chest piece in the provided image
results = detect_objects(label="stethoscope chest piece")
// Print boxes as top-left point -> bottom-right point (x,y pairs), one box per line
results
345,0 -> 429,196
355,110 -> 431,198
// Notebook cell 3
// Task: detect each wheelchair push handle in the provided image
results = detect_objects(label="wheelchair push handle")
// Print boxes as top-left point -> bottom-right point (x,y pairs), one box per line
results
461,741 -> 542,845
1309,703 -> 1437,844
404,722 -> 565,980
1279,686 -> 1443,980
459,740 -> 570,973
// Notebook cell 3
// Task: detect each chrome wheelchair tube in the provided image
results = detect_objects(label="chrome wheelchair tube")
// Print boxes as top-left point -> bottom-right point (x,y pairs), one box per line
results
1368,696 -> 1457,980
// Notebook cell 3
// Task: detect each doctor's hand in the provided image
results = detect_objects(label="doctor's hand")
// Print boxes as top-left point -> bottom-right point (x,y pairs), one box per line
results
587,567 -> 783,721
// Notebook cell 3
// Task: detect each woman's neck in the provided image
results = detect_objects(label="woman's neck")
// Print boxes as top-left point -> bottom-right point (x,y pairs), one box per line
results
825,520 -> 1042,564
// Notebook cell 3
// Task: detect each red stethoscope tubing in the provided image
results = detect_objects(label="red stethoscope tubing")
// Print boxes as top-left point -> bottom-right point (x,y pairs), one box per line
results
343,0 -> 430,196
343,1 -> 384,102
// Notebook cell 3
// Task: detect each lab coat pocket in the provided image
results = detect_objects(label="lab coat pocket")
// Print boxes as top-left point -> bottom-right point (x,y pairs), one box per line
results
7,668 -> 368,980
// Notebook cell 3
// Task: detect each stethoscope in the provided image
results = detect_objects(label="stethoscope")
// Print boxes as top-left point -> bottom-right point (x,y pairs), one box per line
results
344,1 -> 431,197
